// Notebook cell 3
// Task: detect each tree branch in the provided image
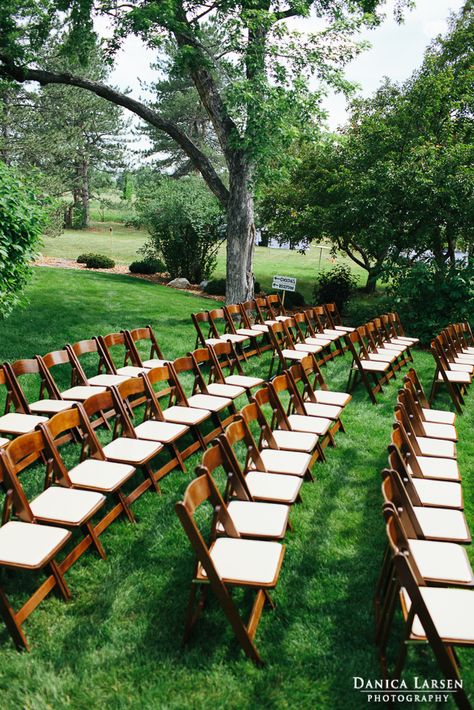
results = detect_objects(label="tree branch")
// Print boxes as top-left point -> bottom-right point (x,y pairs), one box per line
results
0,56 -> 230,205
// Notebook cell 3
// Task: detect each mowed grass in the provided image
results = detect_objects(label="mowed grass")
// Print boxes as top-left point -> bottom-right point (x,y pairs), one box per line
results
41,221 -> 367,300
0,267 -> 472,709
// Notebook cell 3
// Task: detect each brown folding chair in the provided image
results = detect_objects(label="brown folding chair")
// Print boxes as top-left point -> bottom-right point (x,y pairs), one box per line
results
398,388 -> 457,442
345,330 -> 391,403
238,301 -> 274,352
188,348 -> 248,403
176,472 -> 285,665
289,356 -> 351,413
97,332 -> 151,378
391,422 -> 461,484
323,302 -> 356,333
66,338 -> 131,388
394,403 -> 456,460
4,358 -> 75,417
224,304 -> 264,357
387,312 -> 419,346
39,349 -> 107,403
429,339 -> 471,414
208,341 -> 264,395
403,369 -> 456,426
265,294 -> 292,320
124,326 -> 169,369
0,365 -> 49,443
207,308 -> 250,359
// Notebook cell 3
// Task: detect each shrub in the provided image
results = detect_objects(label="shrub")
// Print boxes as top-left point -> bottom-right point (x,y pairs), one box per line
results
136,177 -> 225,283
77,253 -> 95,264
83,254 -> 115,269
313,264 -> 356,313
388,260 -> 474,345
0,162 -> 47,318
129,257 -> 165,275
204,279 -> 261,297
269,290 -> 305,310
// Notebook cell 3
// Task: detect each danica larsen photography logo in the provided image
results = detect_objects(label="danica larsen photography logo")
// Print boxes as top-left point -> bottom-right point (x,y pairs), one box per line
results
353,677 -> 463,704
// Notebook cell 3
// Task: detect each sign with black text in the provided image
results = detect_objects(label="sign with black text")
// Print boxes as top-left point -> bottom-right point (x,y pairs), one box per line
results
272,275 -> 297,292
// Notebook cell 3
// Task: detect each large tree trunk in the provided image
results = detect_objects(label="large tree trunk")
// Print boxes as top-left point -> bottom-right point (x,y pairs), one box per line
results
80,158 -> 90,228
364,269 -> 379,293
225,164 -> 255,304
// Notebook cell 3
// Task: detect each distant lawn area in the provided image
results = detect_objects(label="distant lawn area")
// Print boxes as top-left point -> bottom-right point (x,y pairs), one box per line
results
0,266 -> 472,709
41,221 -> 368,301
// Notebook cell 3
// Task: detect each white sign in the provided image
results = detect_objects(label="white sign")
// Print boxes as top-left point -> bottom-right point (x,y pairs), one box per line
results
272,275 -> 297,292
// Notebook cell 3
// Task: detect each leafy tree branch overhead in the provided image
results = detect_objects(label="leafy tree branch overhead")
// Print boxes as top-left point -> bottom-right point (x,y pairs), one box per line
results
0,0 -> 412,302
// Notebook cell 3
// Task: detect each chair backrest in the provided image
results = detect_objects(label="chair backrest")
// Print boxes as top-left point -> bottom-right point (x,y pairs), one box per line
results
239,300 -> 257,328
381,468 -> 421,538
199,442 -> 251,501
387,442 -> 423,505
397,389 -> 424,437
289,355 -> 328,396
219,416 -> 268,474
324,302 -> 342,326
208,308 -> 229,338
192,311 -> 213,347
97,332 -> 130,374
66,339 -> 105,385
266,293 -> 287,317
390,422 -> 424,478
40,349 -> 78,392
224,304 -> 243,332
126,325 -> 164,362
384,507 -> 424,585
403,369 -> 429,409
8,357 -> 60,403
240,400 -> 279,452
208,340 -> 244,380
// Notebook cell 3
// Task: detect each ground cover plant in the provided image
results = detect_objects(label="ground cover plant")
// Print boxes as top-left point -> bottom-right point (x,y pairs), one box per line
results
0,266 -> 472,709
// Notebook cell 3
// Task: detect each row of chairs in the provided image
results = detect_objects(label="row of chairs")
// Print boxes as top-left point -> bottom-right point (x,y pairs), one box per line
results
175,358 -> 353,665
0,322 -> 350,650
430,323 -> 473,414
374,369 -> 473,709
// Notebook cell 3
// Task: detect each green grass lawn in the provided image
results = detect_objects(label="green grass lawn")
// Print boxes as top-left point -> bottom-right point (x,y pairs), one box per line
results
0,267 -> 472,709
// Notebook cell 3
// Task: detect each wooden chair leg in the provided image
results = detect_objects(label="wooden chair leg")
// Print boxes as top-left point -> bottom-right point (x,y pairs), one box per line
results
82,522 -> 106,560
116,490 -> 136,523
0,585 -> 29,651
48,560 -> 71,601
142,464 -> 161,494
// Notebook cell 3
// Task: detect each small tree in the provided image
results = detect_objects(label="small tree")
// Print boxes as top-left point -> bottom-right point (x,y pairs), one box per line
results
137,177 -> 225,283
0,162 -> 47,317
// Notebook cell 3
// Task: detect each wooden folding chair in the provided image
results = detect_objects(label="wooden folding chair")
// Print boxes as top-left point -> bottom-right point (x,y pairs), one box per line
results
66,338 -> 131,388
253,297 -> 281,327
398,388 -> 457,442
394,403 -> 456,460
288,355 -> 351,413
295,311 -> 335,362
188,348 -> 248,403
266,322 -> 319,380
265,294 -> 292,321
97,332 -> 151,378
39,349 -> 107,403
429,339 -> 471,414
0,431 -> 107,560
208,341 -> 264,395
310,305 -> 347,345
387,312 -> 419,346
198,444 -> 291,540
0,515 -> 71,650
379,315 -> 414,359
379,503 -> 474,709
358,324 -> 402,376
124,325 -> 169,369
238,300 -> 274,351
4,358 -> 76,416
0,365 -> 49,443
391,422 -> 461,483
192,311 -> 222,349
403,368 -> 456,425
345,330 -> 391,403
440,330 -> 474,372
323,302 -> 356,333
175,472 -> 285,665
224,304 -> 264,357
368,320 -> 410,367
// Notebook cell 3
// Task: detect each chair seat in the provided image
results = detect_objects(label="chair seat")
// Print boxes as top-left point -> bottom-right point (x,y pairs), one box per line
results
312,390 -> 351,407
264,320 -> 280,326
366,352 -> 396,363
414,506 -> 470,542
205,338 -> 225,346
396,336 -> 419,344
0,412 -> 48,435
437,370 -> 471,383
236,328 -> 260,337
198,537 -> 284,586
408,540 -> 473,585
116,366 -> 151,377
222,333 -> 249,344
217,501 -> 290,539
142,358 -> 168,368
0,437 -> 8,448
61,386 -> 107,401
30,399 -> 76,414
305,337 -> 332,347
381,343 -> 406,353
294,343 -> 322,354
416,436 -> 456,459
401,587 -> 474,642
251,324 -> 269,333
282,349 -> 307,361
303,402 -> 342,419
134,420 -> 188,443
461,347 -> 474,355
412,478 -> 463,509
359,359 -> 390,372
258,449 -> 311,477
411,456 -> 460,481
287,414 -> 331,436
322,329 -> 343,338
448,362 -> 473,374
334,325 -> 355,332
245,471 -> 302,504
272,429 -> 318,452
87,374 -> 130,386
224,375 -> 264,389
187,393 -> 232,412
421,421 -> 457,442
163,406 -> 210,425
30,487 -> 105,526
0,521 -> 71,569
102,437 -> 163,464
68,459 -> 136,492
206,383 -> 246,399
422,408 -> 456,425
275,316 -> 291,322
389,339 -> 412,347
453,355 -> 474,365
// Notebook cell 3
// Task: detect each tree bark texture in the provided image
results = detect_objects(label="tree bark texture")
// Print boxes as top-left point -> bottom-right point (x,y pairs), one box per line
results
226,164 -> 256,303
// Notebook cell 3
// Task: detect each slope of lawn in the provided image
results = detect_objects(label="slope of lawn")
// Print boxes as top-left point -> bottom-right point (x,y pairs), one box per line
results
0,267 -> 472,710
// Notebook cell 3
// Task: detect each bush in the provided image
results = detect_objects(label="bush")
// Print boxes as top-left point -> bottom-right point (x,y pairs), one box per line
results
204,278 -> 261,297
388,260 -> 474,345
82,254 -> 115,269
0,162 -> 47,318
129,257 -> 165,275
136,177 -> 225,283
269,290 -> 305,310
313,264 -> 356,313
77,253 -> 94,264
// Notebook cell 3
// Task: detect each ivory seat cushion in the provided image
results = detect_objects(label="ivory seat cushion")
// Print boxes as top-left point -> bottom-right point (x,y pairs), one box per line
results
381,343 -> 406,352
0,437 -> 9,447
116,365 -> 151,377
323,329 -> 344,337
0,412 -> 47,435
218,500 -> 290,539
287,414 -> 331,436
68,459 -> 136,492
334,325 -> 355,332
421,422 -> 457,441
0,521 -> 70,569
282,349 -> 307,361
438,370 -> 471,383
87,374 -> 130,386
224,375 -> 264,389
264,320 -> 280,326
61,385 -> 107,400
422,408 -> 456,425
30,487 -> 105,525
416,436 -> 456,459
294,343 -> 322,354
251,324 -> 269,333
134,420 -> 188,443
411,456 -> 460,481
453,355 -> 474,365
206,383 -> 246,399
303,402 -> 342,419
221,333 -> 249,344
205,338 -> 225,346
30,399 -> 76,414
163,406 -> 210,425
305,337 -> 332,347
408,539 -> 473,585
312,390 -> 351,407
367,352 -> 396,363
396,336 -> 419,344
461,347 -> 474,355
414,506 -> 470,542
102,437 -> 162,463
401,587 -> 474,641
412,478 -> 463,509
258,449 -> 311,477
236,328 -> 260,337
245,471 -> 302,503
142,358 -> 168,368
448,362 -> 473,374
272,429 -> 318,452
389,339 -> 412,347
187,393 -> 232,412
199,537 -> 284,586
359,359 -> 390,371
275,316 -> 291,322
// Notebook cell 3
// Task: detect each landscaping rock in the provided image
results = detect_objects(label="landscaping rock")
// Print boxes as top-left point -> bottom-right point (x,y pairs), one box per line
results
199,280 -> 209,290
168,277 -> 191,289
